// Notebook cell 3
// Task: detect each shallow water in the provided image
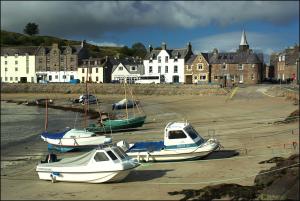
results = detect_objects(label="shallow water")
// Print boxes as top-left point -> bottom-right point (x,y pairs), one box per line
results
1,101 -> 85,147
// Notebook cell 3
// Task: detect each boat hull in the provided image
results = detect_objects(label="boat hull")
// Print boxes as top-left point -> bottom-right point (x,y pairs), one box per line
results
87,115 -> 146,133
37,169 -> 132,183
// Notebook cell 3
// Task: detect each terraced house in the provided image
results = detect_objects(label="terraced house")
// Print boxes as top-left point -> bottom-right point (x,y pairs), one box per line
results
143,42 -> 194,83
185,53 -> 210,84
78,56 -> 113,83
1,46 -> 38,83
208,30 -> 264,86
35,42 -> 89,83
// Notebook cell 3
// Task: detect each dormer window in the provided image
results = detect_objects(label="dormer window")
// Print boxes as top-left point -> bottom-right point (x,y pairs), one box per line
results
149,58 -> 153,63
4,54 -> 7,58
174,56 -> 178,62
222,63 -> 227,69
130,66 -> 136,71
14,54 -> 18,58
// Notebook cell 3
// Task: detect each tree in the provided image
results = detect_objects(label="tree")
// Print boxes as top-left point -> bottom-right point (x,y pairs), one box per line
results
23,22 -> 39,36
131,42 -> 147,58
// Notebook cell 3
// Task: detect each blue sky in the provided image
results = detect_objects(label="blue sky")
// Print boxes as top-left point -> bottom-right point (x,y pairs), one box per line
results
1,1 -> 299,63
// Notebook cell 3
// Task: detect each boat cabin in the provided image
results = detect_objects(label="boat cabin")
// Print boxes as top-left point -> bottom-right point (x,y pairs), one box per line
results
92,146 -> 132,164
163,122 -> 204,149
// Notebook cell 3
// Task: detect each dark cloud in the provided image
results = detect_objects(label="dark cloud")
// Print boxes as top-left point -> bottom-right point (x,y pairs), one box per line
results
1,1 -> 299,39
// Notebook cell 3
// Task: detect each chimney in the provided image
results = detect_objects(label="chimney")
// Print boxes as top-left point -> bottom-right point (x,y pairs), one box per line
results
81,40 -> 86,48
161,42 -> 167,50
149,44 -> 153,52
105,56 -> 108,62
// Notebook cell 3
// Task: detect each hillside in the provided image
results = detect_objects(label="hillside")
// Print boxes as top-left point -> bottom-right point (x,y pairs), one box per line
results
1,30 -> 126,58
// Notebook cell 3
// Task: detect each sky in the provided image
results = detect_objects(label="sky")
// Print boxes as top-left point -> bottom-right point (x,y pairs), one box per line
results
1,1 -> 299,63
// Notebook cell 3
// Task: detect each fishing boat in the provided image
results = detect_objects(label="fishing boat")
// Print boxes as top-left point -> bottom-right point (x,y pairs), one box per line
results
117,122 -> 220,162
36,145 -> 140,183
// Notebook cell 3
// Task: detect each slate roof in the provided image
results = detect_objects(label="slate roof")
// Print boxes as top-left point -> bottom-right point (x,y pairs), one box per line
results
145,47 -> 192,60
111,57 -> 144,75
1,46 -> 40,56
36,45 -> 83,55
185,53 -> 210,65
283,46 -> 300,66
207,51 -> 263,64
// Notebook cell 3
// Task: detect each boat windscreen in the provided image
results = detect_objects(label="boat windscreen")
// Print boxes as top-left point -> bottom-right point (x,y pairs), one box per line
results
106,150 -> 118,161
112,147 -> 126,160
184,126 -> 202,140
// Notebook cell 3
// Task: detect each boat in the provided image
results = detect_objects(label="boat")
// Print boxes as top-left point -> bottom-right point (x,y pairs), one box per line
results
41,99 -> 112,152
85,82 -> 146,133
112,98 -> 140,110
36,145 -> 140,183
116,122 -> 220,162
41,128 -> 112,152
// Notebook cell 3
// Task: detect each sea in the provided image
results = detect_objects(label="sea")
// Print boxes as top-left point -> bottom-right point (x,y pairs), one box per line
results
1,101 -> 83,148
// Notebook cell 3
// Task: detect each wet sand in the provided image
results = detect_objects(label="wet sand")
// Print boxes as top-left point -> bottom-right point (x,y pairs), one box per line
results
1,85 -> 299,200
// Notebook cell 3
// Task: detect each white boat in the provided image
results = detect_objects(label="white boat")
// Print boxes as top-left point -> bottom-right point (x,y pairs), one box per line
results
36,145 -> 140,183
41,128 -> 112,152
117,122 -> 220,162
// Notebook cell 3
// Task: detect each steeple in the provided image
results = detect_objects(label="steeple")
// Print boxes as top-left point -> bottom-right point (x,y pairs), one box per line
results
238,29 -> 249,52
240,29 -> 248,46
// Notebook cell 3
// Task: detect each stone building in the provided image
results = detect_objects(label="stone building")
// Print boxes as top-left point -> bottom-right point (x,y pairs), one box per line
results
35,42 -> 89,83
185,53 -> 210,84
208,30 -> 264,86
276,45 -> 299,83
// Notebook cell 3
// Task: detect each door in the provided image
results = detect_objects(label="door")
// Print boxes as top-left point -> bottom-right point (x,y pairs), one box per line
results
185,75 -> 192,84
173,75 -> 179,83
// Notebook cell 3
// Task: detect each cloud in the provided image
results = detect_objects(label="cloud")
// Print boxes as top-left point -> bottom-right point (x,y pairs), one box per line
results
1,1 -> 298,39
191,30 -> 292,64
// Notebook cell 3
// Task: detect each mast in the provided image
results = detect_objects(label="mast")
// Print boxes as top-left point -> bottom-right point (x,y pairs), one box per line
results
84,59 -> 89,128
44,99 -> 48,131
124,78 -> 128,119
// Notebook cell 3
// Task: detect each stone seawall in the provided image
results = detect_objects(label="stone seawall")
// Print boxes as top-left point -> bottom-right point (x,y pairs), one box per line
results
1,83 -> 228,96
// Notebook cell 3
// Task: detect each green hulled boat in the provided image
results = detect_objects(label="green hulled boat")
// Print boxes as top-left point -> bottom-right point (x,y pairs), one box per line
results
86,115 -> 147,133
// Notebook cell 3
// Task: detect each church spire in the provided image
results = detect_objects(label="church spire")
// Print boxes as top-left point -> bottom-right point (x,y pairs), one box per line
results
240,29 -> 248,46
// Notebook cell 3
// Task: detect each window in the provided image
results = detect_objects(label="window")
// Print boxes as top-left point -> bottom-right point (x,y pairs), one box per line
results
174,65 -> 178,73
82,68 -> 85,73
251,74 -> 255,80
200,75 -> 206,80
158,66 -> 161,73
130,66 -> 136,71
94,152 -> 109,162
252,64 -> 256,68
96,76 -> 99,82
119,66 -> 123,71
5,61 -> 7,65
5,68 -> 7,72
82,77 -> 85,82
184,126 -> 200,140
70,75 -> 74,80
70,57 -> 74,62
238,64 -> 243,70
113,147 -> 127,160
55,75 -> 58,79
165,56 -> 168,63
214,76 -> 218,80
63,75 -> 66,79
222,63 -> 226,69
39,58 -> 43,63
198,64 -> 203,70
10,77 -> 13,81
106,150 -> 118,160
5,77 -> 8,81
149,66 -> 153,73
165,66 -> 168,73
194,76 -> 198,80
186,65 -> 192,70
15,61 -> 18,65
49,75 -> 52,81
96,68 -> 98,73
15,77 -> 18,81
158,56 -> 161,63
15,67 -> 18,71
168,130 -> 187,139
60,57 -> 64,62
70,65 -> 74,71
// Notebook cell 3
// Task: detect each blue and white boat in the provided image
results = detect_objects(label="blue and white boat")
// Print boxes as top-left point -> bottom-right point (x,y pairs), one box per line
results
41,128 -> 112,152
117,122 -> 220,162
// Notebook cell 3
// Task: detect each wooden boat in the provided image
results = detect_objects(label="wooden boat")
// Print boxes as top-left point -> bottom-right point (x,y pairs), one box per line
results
117,122 -> 220,162
36,145 -> 140,183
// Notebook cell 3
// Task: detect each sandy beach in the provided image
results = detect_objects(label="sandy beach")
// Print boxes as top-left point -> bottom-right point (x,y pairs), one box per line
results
1,85 -> 299,200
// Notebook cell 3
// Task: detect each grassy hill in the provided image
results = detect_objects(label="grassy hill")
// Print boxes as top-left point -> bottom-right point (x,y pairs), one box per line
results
1,30 -> 125,58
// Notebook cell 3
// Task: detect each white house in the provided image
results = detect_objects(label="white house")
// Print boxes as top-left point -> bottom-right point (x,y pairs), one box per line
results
1,47 -> 38,83
143,42 -> 194,83
111,57 -> 144,83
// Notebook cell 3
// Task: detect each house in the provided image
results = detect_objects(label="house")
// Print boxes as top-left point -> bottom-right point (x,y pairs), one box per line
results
208,30 -> 264,86
185,53 -> 210,84
111,57 -> 144,83
276,45 -> 299,83
35,42 -> 89,83
1,46 -> 38,83
143,42 -> 194,83
78,56 -> 113,83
